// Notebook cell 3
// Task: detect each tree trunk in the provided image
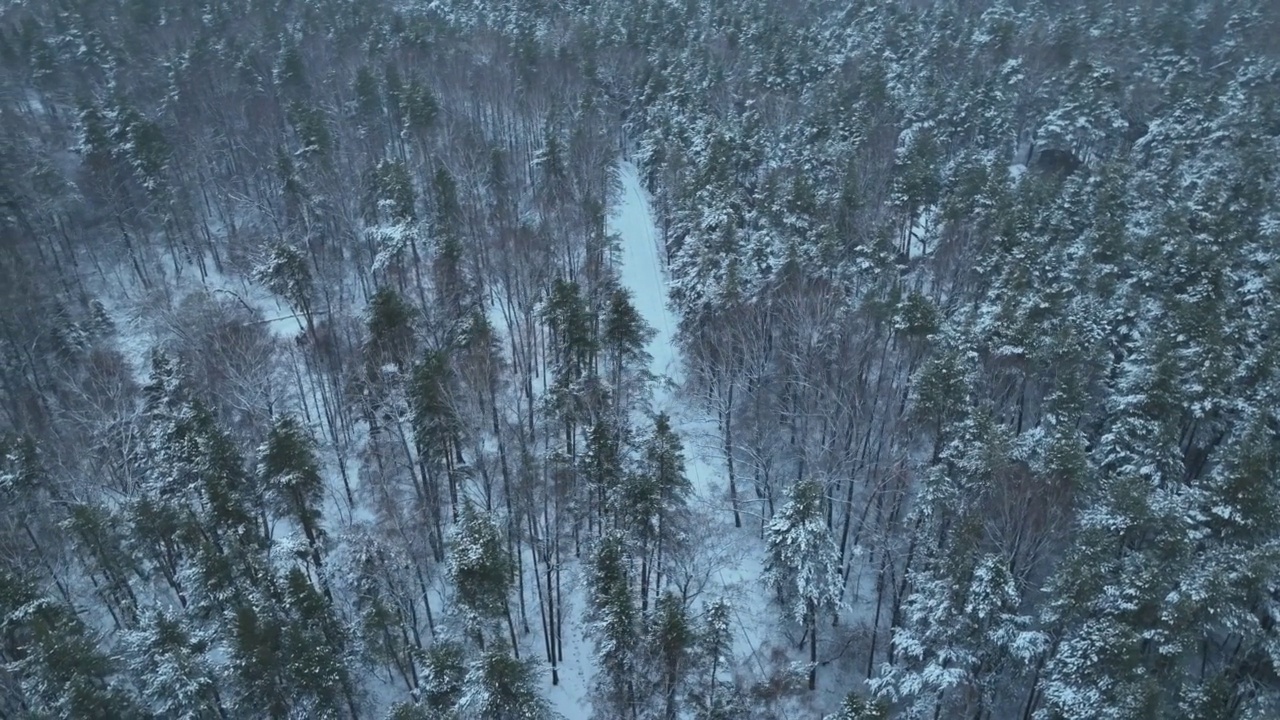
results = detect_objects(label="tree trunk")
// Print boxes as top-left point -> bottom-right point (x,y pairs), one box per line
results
808,599 -> 818,690
725,382 -> 741,527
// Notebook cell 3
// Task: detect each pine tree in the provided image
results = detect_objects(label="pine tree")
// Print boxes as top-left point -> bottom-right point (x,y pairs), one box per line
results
365,160 -> 424,294
764,477 -> 843,690
408,350 -> 460,466
825,692 -> 888,720
586,530 -> 639,719
63,502 -> 141,629
402,79 -> 439,136
279,568 -> 361,718
687,598 -> 748,720
276,40 -> 308,93
456,644 -> 554,720
0,568 -> 140,718
366,287 -> 417,373
418,640 -> 467,712
354,65 -> 382,120
385,701 -> 440,720
125,494 -> 193,611
875,546 -> 1046,718
600,286 -> 653,412
0,434 -> 72,606
375,160 -> 417,224
230,569 -> 359,719
874,411 -> 1048,718
447,504 -> 514,650
624,413 -> 691,615
140,352 -> 262,555
259,415 -> 328,577
647,591 -> 692,720
582,416 -> 627,531
408,348 -> 461,558
255,243 -> 316,339
289,101 -> 334,162
430,165 -> 471,340
1037,330 -> 1202,720
121,607 -> 226,719
542,278 -> 596,427
340,530 -> 423,692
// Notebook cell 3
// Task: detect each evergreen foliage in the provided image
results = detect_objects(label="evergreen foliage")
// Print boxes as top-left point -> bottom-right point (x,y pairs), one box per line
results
0,0 -> 1278,717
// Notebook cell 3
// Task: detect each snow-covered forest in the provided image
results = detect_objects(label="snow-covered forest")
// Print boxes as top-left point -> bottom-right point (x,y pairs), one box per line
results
1,0 -> 1279,717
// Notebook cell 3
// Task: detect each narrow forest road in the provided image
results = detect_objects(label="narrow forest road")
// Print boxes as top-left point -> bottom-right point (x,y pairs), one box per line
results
613,161 -> 733,525
610,160 -> 775,689
615,162 -> 679,382
543,162 -> 779,720
542,161 -> 673,720
613,162 -> 717,495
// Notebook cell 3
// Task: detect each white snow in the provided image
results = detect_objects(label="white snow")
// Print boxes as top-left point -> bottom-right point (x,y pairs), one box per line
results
614,162 -> 680,383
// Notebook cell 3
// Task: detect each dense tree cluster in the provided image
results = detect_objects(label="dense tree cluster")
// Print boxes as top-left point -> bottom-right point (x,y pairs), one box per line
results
1,0 -> 1278,718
